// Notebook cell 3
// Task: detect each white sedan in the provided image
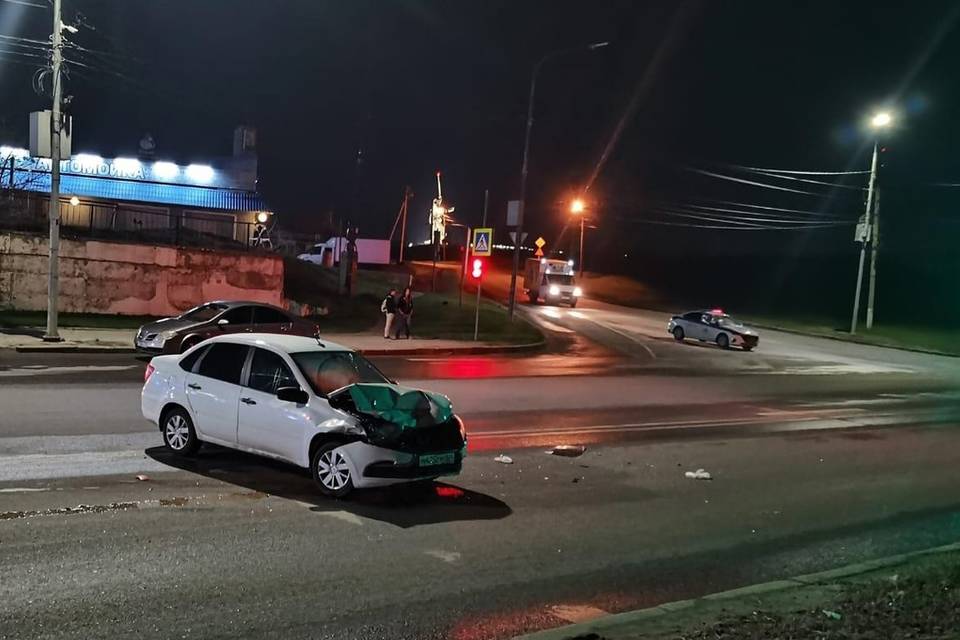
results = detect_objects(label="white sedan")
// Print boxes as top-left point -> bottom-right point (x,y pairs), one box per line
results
141,333 -> 466,497
666,309 -> 759,351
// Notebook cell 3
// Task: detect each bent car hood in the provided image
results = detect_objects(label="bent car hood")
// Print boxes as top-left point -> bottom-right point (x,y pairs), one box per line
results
340,383 -> 453,429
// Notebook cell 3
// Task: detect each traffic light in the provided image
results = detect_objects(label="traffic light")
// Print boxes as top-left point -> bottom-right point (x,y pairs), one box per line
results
471,257 -> 484,279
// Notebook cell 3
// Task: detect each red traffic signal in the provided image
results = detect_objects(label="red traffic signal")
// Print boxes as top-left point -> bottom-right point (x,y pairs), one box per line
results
471,258 -> 484,279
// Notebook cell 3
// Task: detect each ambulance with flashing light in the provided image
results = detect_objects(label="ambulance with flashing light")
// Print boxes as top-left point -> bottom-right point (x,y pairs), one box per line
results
523,257 -> 582,307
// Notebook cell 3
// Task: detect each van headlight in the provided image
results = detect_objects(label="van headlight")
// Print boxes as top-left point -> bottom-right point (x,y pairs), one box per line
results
549,285 -> 560,296
573,287 -> 582,297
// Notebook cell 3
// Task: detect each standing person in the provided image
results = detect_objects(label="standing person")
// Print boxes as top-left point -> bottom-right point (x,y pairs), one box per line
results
381,288 -> 398,339
397,287 -> 414,339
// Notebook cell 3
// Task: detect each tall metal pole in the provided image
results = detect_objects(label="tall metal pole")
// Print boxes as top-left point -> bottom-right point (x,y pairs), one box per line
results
850,141 -> 879,335
507,42 -> 608,319
578,216 -> 585,277
507,60 -> 540,320
865,189 -> 881,329
399,186 -> 410,264
43,0 -> 64,342
474,189 -> 488,341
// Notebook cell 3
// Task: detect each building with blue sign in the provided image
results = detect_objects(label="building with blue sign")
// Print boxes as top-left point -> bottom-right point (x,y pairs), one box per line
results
0,127 -> 271,250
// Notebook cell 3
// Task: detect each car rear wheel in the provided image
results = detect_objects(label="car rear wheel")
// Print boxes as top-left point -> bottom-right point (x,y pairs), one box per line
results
312,442 -> 355,498
527,291 -> 539,304
162,407 -> 200,455
673,326 -> 685,341
716,333 -> 729,349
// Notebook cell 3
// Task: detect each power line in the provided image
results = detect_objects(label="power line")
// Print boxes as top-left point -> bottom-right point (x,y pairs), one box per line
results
654,207 -> 852,227
0,33 -> 49,46
0,0 -> 47,8
687,168 -> 830,196
675,202 -> 848,222
614,216 -> 850,231
722,163 -> 870,176
747,168 -> 867,191
687,198 -> 849,217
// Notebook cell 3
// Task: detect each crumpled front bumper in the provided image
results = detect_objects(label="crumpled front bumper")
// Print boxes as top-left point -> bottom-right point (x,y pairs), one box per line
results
336,441 -> 466,488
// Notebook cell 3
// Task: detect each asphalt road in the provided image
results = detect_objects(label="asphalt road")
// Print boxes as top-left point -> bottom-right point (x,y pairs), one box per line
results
2,298 -> 960,639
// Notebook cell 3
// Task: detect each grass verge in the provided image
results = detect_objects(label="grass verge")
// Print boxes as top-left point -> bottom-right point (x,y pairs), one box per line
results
746,314 -> 960,356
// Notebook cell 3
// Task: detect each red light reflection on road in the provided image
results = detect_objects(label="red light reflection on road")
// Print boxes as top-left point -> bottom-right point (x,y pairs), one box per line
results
434,485 -> 465,499
429,357 -> 499,379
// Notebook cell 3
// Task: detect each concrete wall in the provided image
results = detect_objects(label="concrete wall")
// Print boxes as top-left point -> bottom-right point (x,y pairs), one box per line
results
0,232 -> 283,316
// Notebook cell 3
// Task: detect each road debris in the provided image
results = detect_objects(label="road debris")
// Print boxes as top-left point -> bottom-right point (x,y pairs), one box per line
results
135,474 -> 150,482
548,445 -> 586,457
684,468 -> 712,480
822,609 -> 842,620
494,454 -> 513,464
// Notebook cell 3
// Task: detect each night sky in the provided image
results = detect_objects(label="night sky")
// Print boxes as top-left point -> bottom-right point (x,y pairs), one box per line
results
2,1 -> 960,318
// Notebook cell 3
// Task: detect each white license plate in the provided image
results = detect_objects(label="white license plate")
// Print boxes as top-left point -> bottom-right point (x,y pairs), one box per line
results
419,452 -> 456,467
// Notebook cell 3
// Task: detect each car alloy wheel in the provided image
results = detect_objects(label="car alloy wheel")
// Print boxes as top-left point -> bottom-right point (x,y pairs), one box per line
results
673,326 -> 685,341
313,443 -> 355,497
717,333 -> 729,349
162,408 -> 199,455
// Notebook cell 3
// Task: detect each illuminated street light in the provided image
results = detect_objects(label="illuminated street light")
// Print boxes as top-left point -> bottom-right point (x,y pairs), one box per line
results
871,112 -> 892,128
256,211 -> 270,224
69,196 -> 79,206
570,198 -> 586,214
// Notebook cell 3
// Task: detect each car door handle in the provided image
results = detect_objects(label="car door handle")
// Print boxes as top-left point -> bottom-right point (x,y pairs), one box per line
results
187,383 -> 202,390
240,397 -> 257,405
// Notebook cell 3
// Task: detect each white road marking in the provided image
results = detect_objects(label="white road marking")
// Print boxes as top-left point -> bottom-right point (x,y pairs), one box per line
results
0,365 -> 138,378
424,549 -> 461,563
0,487 -> 50,493
313,509 -> 364,526
549,604 -> 609,623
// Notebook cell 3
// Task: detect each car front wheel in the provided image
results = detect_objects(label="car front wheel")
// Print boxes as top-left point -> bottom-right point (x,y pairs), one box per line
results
162,407 -> 200,455
312,442 -> 355,498
673,326 -> 685,341
716,333 -> 729,349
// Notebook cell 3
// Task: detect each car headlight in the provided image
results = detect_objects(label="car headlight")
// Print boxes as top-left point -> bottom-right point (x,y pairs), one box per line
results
549,285 -> 560,296
160,330 -> 177,340
455,415 -> 467,442
573,287 -> 582,297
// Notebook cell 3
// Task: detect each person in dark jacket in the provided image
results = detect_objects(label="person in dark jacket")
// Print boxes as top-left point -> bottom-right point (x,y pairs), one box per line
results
397,287 -> 414,339
381,289 -> 398,338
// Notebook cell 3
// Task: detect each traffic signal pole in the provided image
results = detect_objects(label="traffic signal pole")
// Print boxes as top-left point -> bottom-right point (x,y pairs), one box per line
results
474,190 -> 488,341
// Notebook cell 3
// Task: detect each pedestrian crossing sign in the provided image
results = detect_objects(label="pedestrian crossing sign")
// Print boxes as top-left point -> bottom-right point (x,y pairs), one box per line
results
473,227 -> 493,256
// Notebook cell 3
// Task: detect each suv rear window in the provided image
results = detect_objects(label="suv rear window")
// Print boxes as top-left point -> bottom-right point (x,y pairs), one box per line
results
195,343 -> 249,384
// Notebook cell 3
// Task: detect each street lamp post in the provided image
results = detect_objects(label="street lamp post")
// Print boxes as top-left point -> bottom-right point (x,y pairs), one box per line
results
570,198 -> 586,277
507,41 -> 609,319
850,111 -> 891,334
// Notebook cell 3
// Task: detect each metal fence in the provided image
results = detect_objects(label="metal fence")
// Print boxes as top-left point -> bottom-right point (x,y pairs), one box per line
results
0,192 -> 266,252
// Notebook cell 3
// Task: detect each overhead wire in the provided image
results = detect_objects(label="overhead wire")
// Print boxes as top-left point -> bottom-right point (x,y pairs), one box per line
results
653,207 -> 853,227
673,202 -> 848,222
613,216 -> 850,231
720,163 -> 869,176
687,168 -> 830,196
746,168 -> 867,191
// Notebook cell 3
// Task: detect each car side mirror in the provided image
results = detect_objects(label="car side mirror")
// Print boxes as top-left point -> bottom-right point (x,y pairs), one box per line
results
217,318 -> 229,327
277,386 -> 309,404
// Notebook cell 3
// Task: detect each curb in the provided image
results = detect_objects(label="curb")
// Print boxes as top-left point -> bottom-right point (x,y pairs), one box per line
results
513,540 -> 960,640
356,339 -> 546,357
13,344 -> 138,354
749,322 -> 960,359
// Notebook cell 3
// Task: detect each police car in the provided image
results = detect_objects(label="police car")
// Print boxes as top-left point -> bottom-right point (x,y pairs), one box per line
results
667,309 -> 759,351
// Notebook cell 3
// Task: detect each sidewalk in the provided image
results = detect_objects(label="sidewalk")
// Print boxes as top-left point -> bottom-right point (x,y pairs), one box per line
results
0,327 -> 543,355
514,541 -> 960,640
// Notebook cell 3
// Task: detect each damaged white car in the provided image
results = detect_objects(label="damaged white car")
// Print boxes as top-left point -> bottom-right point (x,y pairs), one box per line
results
141,334 -> 466,497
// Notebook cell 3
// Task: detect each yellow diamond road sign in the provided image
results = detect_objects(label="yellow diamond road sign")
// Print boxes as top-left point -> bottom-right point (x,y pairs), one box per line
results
473,228 -> 493,256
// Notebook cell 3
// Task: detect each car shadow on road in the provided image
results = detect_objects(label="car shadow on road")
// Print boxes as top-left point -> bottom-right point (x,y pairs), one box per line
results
145,445 -> 511,528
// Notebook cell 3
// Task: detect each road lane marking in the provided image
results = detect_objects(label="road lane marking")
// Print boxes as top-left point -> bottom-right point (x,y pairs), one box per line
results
0,365 -> 139,378
549,604 -> 609,624
424,549 -> 461,563
0,487 -> 50,493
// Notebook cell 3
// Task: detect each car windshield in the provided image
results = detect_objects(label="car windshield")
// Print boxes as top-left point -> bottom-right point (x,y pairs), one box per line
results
717,316 -> 744,328
292,350 -> 389,396
178,303 -> 227,322
547,274 -> 575,285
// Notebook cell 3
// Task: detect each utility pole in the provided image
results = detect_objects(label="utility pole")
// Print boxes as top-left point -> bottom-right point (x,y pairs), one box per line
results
850,141 -> 879,335
578,215 -> 585,277
399,186 -> 411,264
474,189 -> 488,341
866,189 -> 881,329
43,0 -> 64,342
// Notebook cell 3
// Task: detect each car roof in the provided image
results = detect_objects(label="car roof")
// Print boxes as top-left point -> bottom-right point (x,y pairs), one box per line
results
202,333 -> 352,353
204,300 -> 284,309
